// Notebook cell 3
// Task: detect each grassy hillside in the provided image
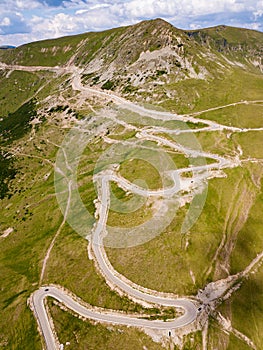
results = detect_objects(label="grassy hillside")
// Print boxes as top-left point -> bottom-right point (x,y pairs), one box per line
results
0,33 -> 87,66
0,18 -> 263,350
187,25 -> 263,49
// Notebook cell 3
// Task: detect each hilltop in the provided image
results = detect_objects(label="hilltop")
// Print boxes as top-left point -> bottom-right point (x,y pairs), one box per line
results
1,19 -> 262,71
0,18 -> 262,111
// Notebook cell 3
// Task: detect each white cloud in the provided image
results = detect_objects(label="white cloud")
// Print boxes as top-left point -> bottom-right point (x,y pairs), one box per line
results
90,3 -> 110,9
0,0 -> 263,46
15,0 -> 41,9
0,0 -> 43,11
248,22 -> 261,30
11,6 -> 119,43
189,23 -> 202,30
62,0 -> 92,9
254,9 -> 263,19
0,17 -> 11,26
75,9 -> 89,15
122,0 -> 252,18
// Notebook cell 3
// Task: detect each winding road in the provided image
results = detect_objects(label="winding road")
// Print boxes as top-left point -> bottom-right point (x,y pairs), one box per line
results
3,63 -> 260,349
32,286 -> 197,350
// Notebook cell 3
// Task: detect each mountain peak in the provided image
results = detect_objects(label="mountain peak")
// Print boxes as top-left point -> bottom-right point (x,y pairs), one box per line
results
148,17 -> 175,27
134,17 -> 179,34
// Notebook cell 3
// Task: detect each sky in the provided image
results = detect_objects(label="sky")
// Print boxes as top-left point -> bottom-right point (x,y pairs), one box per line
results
0,0 -> 263,46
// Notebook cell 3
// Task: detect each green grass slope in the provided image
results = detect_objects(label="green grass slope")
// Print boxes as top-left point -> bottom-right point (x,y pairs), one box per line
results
0,18 -> 263,350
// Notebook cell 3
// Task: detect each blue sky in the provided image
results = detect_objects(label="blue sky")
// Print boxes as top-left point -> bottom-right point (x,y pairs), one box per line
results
0,0 -> 263,46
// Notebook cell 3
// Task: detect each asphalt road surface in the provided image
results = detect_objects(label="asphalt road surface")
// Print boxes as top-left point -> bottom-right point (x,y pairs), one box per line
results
32,286 -> 197,350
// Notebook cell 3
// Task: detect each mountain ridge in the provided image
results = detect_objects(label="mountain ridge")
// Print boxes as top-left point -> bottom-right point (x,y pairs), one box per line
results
0,18 -> 262,67
0,18 -> 262,114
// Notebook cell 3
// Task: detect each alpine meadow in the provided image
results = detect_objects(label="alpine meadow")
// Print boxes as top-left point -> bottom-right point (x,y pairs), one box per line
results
1,18 -> 263,350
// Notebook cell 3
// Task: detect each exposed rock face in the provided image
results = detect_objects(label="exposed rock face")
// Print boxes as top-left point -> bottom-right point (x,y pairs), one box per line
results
1,18 -> 261,98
